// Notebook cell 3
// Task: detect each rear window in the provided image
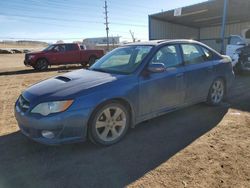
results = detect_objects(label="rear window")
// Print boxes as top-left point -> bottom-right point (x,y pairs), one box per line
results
201,46 -> 222,61
66,44 -> 78,51
181,44 -> 205,64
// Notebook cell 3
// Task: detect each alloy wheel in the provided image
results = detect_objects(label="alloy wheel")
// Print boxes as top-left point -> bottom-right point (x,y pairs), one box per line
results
211,80 -> 224,104
95,106 -> 127,142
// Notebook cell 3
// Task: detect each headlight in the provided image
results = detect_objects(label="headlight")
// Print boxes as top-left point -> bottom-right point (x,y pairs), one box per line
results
28,55 -> 35,60
31,100 -> 73,116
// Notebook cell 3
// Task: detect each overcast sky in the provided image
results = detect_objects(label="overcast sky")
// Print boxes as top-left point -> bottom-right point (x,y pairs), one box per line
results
0,0 -> 207,42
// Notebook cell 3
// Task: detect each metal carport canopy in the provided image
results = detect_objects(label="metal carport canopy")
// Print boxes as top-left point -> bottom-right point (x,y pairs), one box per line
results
149,0 -> 250,28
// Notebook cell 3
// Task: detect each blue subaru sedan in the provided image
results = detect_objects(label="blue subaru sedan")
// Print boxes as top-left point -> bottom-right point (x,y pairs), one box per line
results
15,40 -> 234,145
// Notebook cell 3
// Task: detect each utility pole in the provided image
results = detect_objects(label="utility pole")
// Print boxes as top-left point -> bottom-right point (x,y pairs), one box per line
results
220,0 -> 228,54
104,0 -> 109,51
129,30 -> 136,42
111,35 -> 115,49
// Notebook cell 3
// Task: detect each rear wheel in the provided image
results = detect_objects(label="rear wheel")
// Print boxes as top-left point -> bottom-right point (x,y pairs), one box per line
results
207,78 -> 225,105
34,59 -> 48,71
235,60 -> 250,74
88,56 -> 96,66
88,102 -> 130,146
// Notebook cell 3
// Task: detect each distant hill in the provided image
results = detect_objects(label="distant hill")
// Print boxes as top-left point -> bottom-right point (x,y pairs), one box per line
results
0,40 -> 48,49
1,40 -> 48,45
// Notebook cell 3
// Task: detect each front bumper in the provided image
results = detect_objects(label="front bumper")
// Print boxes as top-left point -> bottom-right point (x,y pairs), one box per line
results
24,60 -> 33,67
15,105 -> 92,145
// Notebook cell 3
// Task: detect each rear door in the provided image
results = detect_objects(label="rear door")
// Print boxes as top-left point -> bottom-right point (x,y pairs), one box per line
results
64,44 -> 81,63
180,44 -> 215,103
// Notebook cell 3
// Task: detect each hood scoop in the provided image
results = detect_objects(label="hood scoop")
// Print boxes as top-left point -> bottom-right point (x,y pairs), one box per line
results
55,76 -> 72,82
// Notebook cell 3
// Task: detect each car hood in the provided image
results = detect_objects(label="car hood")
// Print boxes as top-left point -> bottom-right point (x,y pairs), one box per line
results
23,69 -> 123,103
26,51 -> 45,56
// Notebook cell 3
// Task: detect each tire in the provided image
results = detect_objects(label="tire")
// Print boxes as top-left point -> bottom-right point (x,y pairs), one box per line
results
88,102 -> 130,146
88,56 -> 96,66
34,59 -> 48,71
207,78 -> 225,106
234,60 -> 244,74
81,62 -> 87,67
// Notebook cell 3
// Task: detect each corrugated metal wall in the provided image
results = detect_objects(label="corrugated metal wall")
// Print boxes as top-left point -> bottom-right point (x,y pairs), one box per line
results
200,21 -> 250,38
149,18 -> 199,40
200,21 -> 250,51
149,17 -> 250,52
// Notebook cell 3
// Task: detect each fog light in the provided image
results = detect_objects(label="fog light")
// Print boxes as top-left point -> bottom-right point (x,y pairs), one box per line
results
41,130 -> 55,139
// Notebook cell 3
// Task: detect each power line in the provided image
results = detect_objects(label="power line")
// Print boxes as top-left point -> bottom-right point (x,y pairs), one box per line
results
2,1 -> 152,19
3,4 -> 147,24
0,12 -> 147,27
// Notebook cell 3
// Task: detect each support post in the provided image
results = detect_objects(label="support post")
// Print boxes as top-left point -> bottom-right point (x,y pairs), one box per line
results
220,0 -> 228,54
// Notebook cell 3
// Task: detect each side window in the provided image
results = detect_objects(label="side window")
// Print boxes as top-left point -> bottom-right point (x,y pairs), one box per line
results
54,45 -> 66,52
150,45 -> 182,68
53,45 -> 59,52
229,36 -> 243,45
181,44 -> 205,65
66,44 -> 77,51
134,46 -> 151,64
201,47 -> 214,61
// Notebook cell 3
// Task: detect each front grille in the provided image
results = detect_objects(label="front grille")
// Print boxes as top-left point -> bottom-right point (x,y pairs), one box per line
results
18,95 -> 30,112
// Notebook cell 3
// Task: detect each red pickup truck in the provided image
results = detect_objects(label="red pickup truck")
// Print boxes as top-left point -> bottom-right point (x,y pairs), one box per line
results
24,43 -> 104,71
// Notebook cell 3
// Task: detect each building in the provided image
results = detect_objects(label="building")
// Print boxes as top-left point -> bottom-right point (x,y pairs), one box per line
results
83,37 -> 120,49
148,0 -> 250,53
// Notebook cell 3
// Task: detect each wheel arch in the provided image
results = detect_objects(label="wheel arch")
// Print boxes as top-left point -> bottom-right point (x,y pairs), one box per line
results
87,97 -> 136,129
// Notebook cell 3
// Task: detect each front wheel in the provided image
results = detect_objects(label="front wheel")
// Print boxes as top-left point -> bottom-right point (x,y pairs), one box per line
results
207,79 -> 225,105
88,102 -> 130,146
34,59 -> 48,71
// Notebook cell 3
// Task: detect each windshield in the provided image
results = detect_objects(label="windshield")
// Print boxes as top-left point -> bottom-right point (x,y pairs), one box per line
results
90,45 -> 153,74
43,45 -> 55,52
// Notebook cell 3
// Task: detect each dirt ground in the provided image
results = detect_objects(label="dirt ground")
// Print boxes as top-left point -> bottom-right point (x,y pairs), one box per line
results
0,54 -> 249,188
0,54 -> 26,70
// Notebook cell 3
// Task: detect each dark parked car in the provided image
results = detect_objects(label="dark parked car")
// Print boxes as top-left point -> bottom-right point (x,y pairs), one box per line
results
24,43 -> 104,71
234,45 -> 250,73
11,49 -> 23,54
15,40 -> 234,146
0,49 -> 13,54
23,49 -> 31,54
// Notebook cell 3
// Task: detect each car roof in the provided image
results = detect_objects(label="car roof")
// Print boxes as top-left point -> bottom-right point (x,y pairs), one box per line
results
124,39 -> 222,56
124,39 -> 204,46
51,43 -> 78,45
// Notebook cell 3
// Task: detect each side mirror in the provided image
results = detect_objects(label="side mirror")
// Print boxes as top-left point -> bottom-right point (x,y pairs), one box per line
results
147,63 -> 166,73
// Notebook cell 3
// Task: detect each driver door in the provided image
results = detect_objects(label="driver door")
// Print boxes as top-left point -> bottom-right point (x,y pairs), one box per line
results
139,44 -> 186,118
47,44 -> 67,65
